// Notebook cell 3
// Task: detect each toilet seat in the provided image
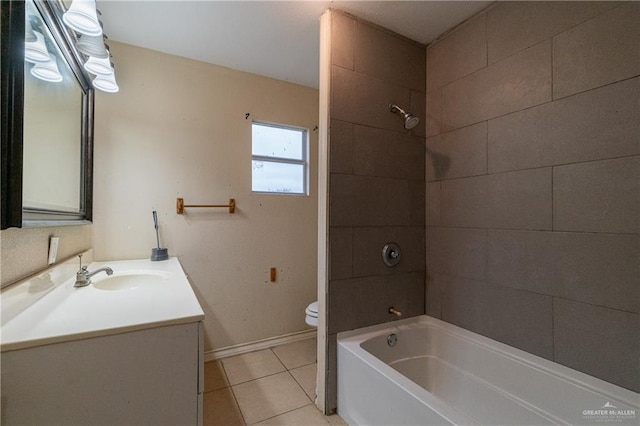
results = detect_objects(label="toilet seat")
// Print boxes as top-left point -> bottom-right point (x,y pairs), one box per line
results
305,301 -> 318,327
305,301 -> 318,317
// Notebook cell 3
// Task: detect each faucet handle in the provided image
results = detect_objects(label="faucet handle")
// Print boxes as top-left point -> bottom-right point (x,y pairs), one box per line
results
78,254 -> 88,272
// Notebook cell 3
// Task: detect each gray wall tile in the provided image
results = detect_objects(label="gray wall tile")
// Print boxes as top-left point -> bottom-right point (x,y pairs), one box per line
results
426,89 -> 442,137
328,272 -> 425,334
352,227 -> 425,277
426,14 -> 486,91
408,180 -> 426,228
425,272 -> 446,319
427,0 -> 638,394
329,227 -> 353,280
487,1 -> 621,64
426,122 -> 487,181
354,20 -> 426,91
352,125 -> 425,180
441,168 -> 552,230
410,90 -> 427,138
329,119 -> 353,174
553,157 -> 640,234
442,40 -> 552,131
327,334 -> 337,412
426,226 -> 486,281
554,299 -> 640,392
440,275 -> 481,332
425,182 -> 441,226
442,276 -> 554,359
329,174 -> 410,227
478,283 -> 553,360
331,65 -> 412,132
488,78 -> 640,173
325,9 -> 426,414
331,12 -> 354,69
488,230 -> 640,313
553,2 -> 640,99
441,176 -> 489,228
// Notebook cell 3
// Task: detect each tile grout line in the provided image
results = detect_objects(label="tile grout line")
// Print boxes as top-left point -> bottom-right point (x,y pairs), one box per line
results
228,368 -> 288,387
250,403 -> 328,426
428,75 -> 639,139
271,344 -> 319,400
220,360 -> 248,425
290,364 -> 319,401
286,369 -> 315,404
206,341 -> 326,425
237,367 -> 316,424
269,347 -> 289,371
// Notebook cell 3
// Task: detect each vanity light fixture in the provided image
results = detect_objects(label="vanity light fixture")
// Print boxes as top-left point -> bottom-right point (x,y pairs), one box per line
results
25,31 -> 50,63
62,0 -> 102,36
75,34 -> 109,58
92,71 -> 119,93
25,17 -> 37,42
30,58 -> 63,83
83,53 -> 113,75
60,0 -> 119,93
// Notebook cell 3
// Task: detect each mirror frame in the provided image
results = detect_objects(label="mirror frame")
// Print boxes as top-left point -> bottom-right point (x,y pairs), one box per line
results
1,0 -> 94,230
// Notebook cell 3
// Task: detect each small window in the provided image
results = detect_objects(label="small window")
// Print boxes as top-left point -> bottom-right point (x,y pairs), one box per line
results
252,122 -> 308,194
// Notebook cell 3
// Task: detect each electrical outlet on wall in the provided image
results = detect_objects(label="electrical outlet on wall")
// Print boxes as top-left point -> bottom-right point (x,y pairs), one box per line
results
48,236 -> 59,265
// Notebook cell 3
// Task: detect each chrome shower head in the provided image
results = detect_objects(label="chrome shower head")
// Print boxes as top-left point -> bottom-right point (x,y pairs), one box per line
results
389,104 -> 419,130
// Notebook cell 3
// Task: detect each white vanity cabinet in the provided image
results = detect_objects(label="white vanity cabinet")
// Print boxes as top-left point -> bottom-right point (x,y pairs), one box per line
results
1,255 -> 205,426
1,321 -> 204,425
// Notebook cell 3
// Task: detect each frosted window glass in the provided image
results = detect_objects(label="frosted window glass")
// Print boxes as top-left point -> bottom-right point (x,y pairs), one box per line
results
252,123 -> 303,160
251,121 -> 307,195
252,161 -> 304,194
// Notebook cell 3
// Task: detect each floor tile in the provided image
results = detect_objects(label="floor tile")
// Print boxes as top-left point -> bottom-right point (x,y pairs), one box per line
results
256,405 -> 329,425
222,349 -> 286,385
290,363 -> 317,401
233,372 -> 311,424
326,413 -> 348,425
204,360 -> 229,392
271,338 -> 317,370
203,387 -> 245,426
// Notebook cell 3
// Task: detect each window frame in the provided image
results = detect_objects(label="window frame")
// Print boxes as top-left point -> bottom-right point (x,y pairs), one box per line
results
251,121 -> 309,196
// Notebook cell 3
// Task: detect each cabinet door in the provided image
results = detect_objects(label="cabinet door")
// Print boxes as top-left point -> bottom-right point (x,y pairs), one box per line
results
1,323 -> 200,425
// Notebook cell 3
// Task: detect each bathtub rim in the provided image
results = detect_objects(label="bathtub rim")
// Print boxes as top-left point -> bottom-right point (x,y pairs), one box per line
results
337,315 -> 639,412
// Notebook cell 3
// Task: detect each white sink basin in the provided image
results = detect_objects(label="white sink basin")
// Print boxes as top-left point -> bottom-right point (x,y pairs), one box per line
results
1,256 -> 204,352
93,271 -> 172,291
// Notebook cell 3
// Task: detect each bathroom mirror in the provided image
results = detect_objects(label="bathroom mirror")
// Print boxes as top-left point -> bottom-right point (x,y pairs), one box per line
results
1,0 -> 94,229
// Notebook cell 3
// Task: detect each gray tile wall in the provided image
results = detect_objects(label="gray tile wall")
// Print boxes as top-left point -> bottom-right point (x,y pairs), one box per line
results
327,11 -> 426,411
426,1 -> 640,393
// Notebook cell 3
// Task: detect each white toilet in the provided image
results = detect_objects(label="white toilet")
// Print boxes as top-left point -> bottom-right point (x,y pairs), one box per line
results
305,301 -> 318,328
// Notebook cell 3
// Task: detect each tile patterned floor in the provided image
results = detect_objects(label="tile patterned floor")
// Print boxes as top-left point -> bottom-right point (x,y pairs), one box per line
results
204,338 -> 346,426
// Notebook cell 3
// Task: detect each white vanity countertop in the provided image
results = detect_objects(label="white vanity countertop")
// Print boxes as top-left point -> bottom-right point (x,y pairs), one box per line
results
1,256 -> 204,352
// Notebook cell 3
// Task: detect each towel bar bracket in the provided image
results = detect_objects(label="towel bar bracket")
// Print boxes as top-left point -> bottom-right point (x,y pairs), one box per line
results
176,198 -> 235,214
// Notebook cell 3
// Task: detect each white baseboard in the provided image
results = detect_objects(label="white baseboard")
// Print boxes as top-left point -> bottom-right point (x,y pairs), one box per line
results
204,329 -> 317,362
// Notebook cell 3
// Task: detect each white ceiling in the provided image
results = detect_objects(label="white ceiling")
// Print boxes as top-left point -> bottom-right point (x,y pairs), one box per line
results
98,1 -> 491,89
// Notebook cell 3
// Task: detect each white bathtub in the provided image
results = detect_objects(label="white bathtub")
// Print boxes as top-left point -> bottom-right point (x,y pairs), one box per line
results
337,315 -> 639,425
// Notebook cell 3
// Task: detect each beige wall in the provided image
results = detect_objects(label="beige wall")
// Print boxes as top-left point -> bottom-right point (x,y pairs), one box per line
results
93,42 -> 319,352
1,225 -> 92,287
425,1 -> 639,392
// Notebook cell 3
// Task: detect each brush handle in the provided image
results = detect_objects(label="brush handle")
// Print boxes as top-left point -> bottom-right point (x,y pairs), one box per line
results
153,211 -> 160,249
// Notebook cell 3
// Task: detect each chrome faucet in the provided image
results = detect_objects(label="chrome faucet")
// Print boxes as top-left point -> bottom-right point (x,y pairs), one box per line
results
74,254 -> 113,287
